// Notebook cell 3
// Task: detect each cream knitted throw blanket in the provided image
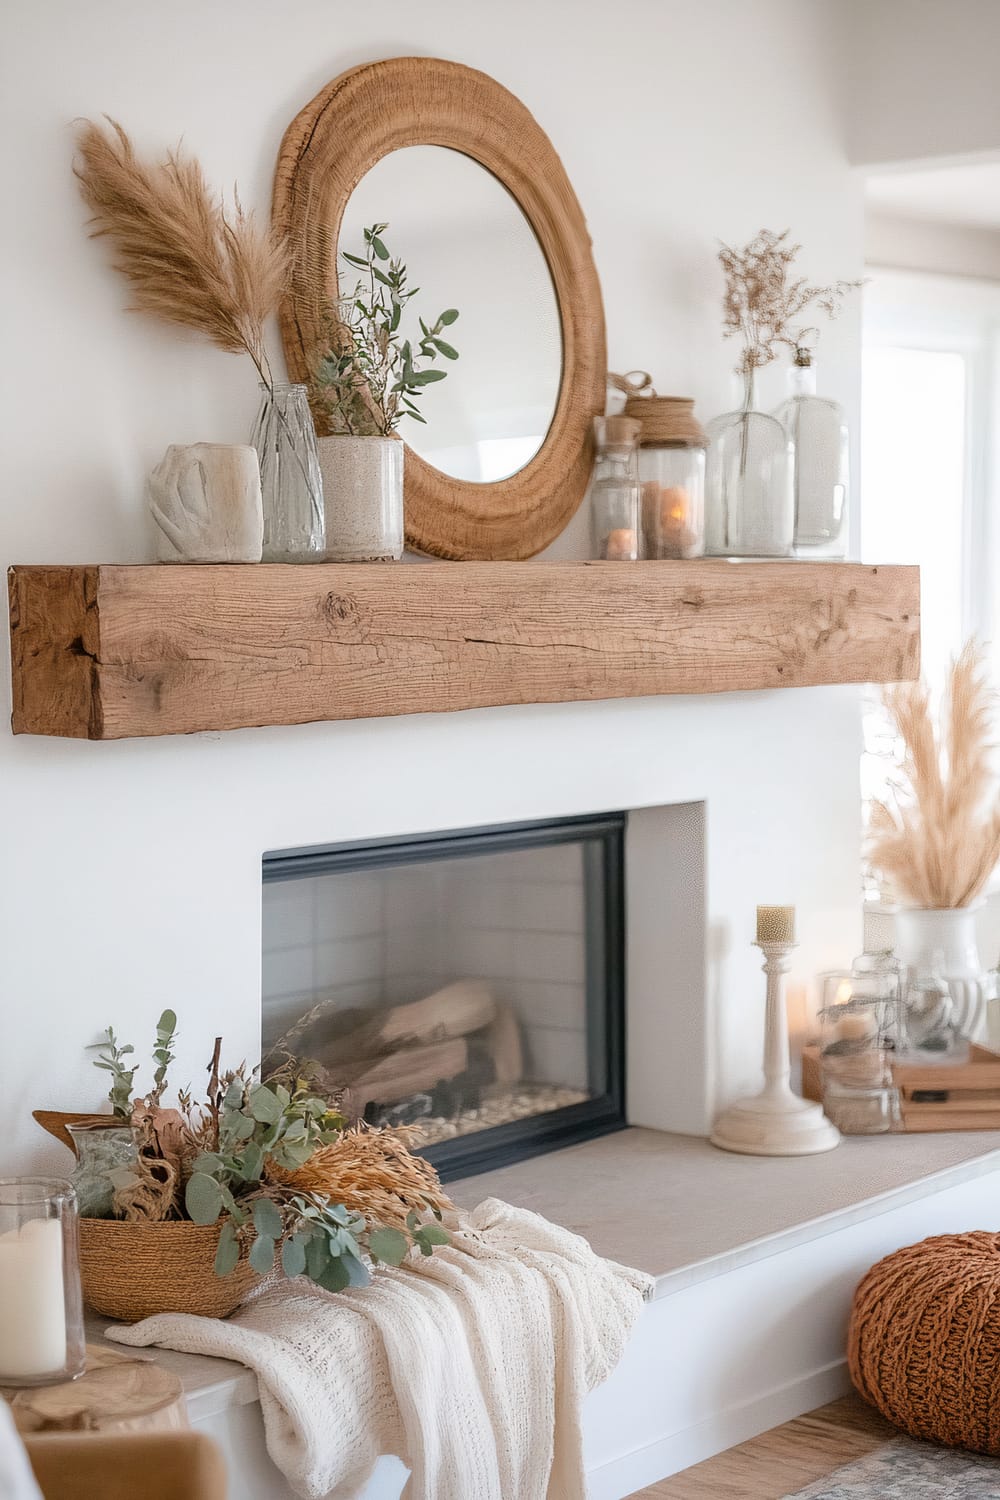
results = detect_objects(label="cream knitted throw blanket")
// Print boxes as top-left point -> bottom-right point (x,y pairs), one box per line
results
107,1198 -> 652,1500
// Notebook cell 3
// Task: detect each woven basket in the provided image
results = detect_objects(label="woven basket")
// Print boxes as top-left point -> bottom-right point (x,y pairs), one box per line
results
79,1218 -> 259,1321
848,1231 -> 1000,1453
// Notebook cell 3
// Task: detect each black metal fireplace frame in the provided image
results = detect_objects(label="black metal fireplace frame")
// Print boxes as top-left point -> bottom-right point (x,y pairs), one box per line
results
263,813 -> 627,1181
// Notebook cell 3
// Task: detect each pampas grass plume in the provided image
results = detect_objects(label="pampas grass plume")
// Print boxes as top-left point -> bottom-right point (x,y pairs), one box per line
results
869,641 -> 1000,908
74,117 -> 286,381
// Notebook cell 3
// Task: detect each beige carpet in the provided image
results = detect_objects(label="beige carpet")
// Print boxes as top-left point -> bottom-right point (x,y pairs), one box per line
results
785,1436 -> 1000,1497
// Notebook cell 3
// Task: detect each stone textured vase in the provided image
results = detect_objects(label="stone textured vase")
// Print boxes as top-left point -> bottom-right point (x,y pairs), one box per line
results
318,435 -> 404,562
894,906 -> 989,1041
148,443 -> 263,563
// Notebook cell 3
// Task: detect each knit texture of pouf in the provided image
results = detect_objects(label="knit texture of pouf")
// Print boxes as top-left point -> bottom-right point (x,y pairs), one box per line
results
848,1231 -> 1000,1454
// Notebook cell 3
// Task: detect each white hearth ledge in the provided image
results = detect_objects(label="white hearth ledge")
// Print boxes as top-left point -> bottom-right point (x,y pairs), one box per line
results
87,1125 -> 1000,1420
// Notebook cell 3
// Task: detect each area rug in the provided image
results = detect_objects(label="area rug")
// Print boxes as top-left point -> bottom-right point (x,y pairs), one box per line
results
785,1436 -> 1000,1497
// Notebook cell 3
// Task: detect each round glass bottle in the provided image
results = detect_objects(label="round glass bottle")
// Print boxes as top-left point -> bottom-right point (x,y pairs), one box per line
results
624,396 -> 707,560
591,416 -> 641,560
773,348 -> 848,555
705,370 -> 793,557
250,383 -> 325,562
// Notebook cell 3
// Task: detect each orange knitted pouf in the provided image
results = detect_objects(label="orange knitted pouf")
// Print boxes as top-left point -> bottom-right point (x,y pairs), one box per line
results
848,1231 -> 1000,1454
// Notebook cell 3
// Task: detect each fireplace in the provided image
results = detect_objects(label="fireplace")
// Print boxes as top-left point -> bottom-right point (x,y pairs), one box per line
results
262,815 -> 626,1178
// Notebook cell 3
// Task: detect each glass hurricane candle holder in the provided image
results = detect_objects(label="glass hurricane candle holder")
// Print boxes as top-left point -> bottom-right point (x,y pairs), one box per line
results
819,971 -> 901,1135
0,1178 -> 85,1387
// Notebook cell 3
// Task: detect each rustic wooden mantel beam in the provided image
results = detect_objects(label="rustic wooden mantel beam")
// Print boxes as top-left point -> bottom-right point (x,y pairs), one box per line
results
7,561 -> 920,741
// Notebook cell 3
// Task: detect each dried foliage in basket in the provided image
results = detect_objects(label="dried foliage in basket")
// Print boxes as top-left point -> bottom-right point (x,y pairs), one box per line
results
57,1013 -> 453,1298
74,117 -> 286,388
869,641 -> 1000,908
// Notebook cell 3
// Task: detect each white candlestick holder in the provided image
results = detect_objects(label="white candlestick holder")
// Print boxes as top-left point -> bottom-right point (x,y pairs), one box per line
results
711,939 -> 841,1156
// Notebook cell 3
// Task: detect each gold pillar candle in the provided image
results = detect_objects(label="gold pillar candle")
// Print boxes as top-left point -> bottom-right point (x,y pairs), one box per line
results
757,905 -> 796,945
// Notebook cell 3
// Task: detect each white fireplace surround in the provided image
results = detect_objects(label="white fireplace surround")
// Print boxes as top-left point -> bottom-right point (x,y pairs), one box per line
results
5,683 -> 863,1177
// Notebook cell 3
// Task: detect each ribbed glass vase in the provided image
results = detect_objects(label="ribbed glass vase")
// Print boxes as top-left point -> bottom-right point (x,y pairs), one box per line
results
250,383 -> 325,562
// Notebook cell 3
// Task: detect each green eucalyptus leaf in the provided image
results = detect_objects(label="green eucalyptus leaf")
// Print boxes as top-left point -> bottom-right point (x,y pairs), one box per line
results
239,1143 -> 265,1182
224,1079 -> 246,1110
315,1256 -> 350,1294
185,1172 -> 223,1226
282,1234 -> 308,1279
342,251 -> 368,268
248,1086 -> 282,1125
412,369 -> 447,385
253,1198 -> 284,1240
371,236 -> 389,260
249,1234 -> 276,1275
439,308 -> 459,325
432,339 -> 459,360
416,1224 -> 450,1248
305,1233 -> 330,1281
369,1227 -> 409,1267
341,1251 -> 371,1288
232,1114 -> 257,1142
214,1221 -> 240,1278
156,1009 -> 177,1039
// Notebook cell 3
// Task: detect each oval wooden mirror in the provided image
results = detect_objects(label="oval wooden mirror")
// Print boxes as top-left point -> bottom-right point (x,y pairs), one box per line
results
273,57 -> 606,560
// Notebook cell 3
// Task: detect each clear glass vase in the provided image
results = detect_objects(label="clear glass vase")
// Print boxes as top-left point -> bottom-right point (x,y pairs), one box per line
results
0,1178 -> 86,1386
250,383 -> 325,563
773,350 -> 848,555
705,372 -> 793,557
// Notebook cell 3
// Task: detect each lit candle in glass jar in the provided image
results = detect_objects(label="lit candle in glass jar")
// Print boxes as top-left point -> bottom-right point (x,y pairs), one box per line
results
603,527 -> 638,561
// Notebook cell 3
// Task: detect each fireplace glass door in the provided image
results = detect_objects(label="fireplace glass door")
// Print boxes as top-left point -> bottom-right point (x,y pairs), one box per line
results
262,815 -> 625,1178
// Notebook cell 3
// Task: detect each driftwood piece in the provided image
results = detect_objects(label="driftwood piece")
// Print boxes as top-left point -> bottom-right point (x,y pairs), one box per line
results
487,1004 -> 525,1085
330,981 -> 496,1066
343,1038 -> 469,1115
8,561 -> 920,739
11,1346 -> 186,1435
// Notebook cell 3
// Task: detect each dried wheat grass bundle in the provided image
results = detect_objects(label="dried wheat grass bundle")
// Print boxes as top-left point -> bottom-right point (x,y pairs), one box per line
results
267,1124 -> 453,1232
74,117 -> 286,383
869,642 -> 1000,908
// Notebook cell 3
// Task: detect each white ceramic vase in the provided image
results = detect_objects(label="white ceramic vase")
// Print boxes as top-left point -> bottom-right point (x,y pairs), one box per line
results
147,443 -> 263,563
893,906 -> 989,1041
317,435 -> 404,562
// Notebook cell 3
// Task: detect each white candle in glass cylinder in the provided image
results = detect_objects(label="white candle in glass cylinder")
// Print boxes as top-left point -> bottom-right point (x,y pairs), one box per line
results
0,1218 -> 66,1379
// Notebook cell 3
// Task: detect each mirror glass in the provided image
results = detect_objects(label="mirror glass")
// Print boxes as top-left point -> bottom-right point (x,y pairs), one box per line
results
338,146 -> 563,483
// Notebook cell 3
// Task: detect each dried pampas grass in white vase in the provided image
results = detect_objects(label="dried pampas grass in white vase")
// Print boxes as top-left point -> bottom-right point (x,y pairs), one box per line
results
869,642 -> 1000,1039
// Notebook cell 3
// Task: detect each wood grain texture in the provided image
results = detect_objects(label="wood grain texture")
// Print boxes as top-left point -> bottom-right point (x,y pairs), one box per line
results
272,56 -> 607,560
8,560 -> 920,740
629,1394 -> 895,1499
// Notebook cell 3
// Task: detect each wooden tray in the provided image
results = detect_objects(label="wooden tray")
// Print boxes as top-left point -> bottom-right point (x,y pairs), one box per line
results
802,1043 -> 1000,1132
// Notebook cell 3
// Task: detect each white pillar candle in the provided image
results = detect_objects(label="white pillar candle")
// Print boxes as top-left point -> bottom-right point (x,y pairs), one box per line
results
0,1218 -> 67,1380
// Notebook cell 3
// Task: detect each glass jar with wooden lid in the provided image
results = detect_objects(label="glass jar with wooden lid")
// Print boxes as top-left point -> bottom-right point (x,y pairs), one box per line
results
623,395 -> 707,560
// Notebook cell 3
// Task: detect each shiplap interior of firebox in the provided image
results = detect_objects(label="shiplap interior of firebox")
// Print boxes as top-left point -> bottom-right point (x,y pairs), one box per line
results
262,842 -> 589,1090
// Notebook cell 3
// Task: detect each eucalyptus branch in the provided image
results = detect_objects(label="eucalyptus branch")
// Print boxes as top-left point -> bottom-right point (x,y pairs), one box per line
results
308,223 -> 459,438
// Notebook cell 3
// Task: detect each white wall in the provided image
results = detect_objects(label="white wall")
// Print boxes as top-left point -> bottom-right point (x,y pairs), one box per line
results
846,0 -> 1000,168
0,0 -> 867,1175
866,211 -> 1000,281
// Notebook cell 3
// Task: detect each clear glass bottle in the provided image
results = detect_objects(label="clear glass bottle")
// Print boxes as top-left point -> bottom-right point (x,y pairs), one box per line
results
0,1178 -> 86,1386
773,348 -> 848,555
624,397 -> 707,559
591,416 -> 641,560
250,383 -> 325,562
705,370 -> 794,557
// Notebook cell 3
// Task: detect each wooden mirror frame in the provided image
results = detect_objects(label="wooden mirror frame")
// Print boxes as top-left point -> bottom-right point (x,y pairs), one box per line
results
273,57 -> 607,560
